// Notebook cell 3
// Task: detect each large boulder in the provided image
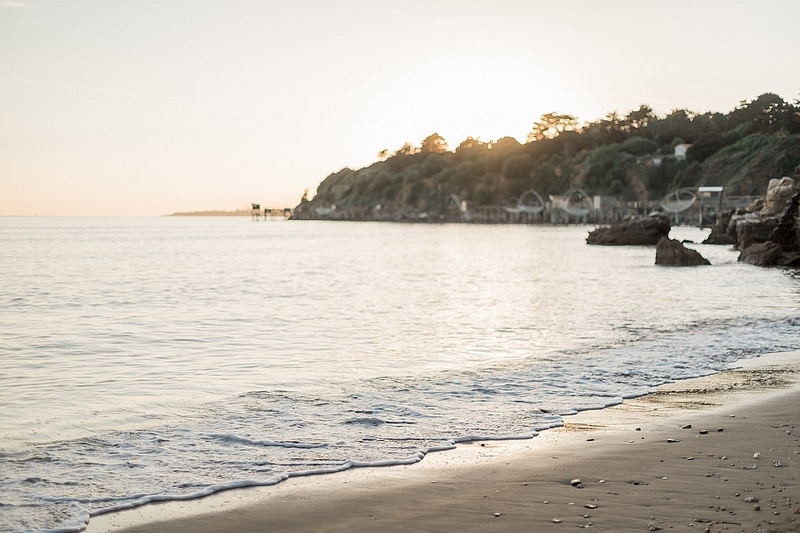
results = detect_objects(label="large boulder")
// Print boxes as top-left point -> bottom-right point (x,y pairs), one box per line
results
727,176 -> 799,251
655,237 -> 711,266
762,177 -> 798,215
739,241 -> 782,266
768,190 -> 799,252
586,213 -> 671,246
727,175 -> 800,268
731,213 -> 779,250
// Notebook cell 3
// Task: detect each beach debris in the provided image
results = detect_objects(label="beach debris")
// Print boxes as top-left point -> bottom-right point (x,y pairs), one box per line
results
742,464 -> 758,470
666,438 -> 680,443
648,523 -> 662,531
598,479 -> 606,484
744,496 -> 759,503
699,429 -> 708,434
552,518 -> 562,523
493,512 -> 501,517
774,461 -> 783,467
571,479 -> 583,488
584,503 -> 597,509
754,452 -> 761,459
716,428 -> 724,432
682,424 -> 692,429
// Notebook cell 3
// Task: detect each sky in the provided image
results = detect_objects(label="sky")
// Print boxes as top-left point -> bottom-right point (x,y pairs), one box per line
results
1,1 -> 799,216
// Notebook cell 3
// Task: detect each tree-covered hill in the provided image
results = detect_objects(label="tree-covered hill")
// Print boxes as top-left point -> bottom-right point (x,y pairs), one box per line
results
293,93 -> 800,221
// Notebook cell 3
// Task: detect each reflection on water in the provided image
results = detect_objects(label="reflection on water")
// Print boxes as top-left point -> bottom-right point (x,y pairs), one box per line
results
1,217 -> 798,532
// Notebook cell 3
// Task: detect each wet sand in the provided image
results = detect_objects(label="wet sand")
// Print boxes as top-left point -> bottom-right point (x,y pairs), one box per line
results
87,352 -> 800,532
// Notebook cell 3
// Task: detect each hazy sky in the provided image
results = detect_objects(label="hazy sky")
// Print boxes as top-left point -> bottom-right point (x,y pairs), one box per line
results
2,0 -> 799,215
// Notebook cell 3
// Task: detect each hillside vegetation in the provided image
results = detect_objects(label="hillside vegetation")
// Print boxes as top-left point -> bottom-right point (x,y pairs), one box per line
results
293,93 -> 800,221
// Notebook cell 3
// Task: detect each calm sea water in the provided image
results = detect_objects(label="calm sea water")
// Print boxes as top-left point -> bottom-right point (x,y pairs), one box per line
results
1,217 -> 799,532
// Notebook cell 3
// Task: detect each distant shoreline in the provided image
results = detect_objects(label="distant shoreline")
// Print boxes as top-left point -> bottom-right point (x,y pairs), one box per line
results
169,210 -> 253,216
169,209 -> 293,217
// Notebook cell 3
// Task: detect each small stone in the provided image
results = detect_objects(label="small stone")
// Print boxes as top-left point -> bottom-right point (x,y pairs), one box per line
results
552,518 -> 562,523
571,479 -> 583,488
494,513 -> 501,517
699,429 -> 708,435
667,438 -> 680,443
754,452 -> 761,459
635,427 -> 642,431
585,504 -> 597,509
744,497 -> 759,503
754,505 -> 761,511
682,424 -> 692,429
598,479 -> 606,483
716,428 -> 724,432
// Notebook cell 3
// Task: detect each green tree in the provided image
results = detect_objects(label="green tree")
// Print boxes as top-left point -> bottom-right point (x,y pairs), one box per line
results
528,112 -> 579,142
420,132 -> 449,154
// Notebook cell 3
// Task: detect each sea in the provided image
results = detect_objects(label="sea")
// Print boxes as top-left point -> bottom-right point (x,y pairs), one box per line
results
1,216 -> 799,532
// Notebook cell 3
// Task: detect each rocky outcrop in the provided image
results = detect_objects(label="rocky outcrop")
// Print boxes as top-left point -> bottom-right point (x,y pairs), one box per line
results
728,172 -> 800,268
655,237 -> 711,266
732,213 -> 779,251
739,241 -> 782,266
762,176 -> 798,215
586,213 -> 671,246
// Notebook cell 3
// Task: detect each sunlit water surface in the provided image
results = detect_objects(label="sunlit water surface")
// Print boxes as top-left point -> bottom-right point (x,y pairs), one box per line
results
1,217 -> 799,532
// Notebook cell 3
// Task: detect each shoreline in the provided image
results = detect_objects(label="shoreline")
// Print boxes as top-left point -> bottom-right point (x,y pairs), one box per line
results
87,351 -> 800,532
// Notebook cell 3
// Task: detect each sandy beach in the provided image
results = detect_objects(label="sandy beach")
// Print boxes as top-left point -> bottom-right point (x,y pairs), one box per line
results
87,352 -> 800,533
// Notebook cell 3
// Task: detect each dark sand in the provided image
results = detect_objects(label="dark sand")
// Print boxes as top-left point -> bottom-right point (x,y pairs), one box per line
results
87,352 -> 800,532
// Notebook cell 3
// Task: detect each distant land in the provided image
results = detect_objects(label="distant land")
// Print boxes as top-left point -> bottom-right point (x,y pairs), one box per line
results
293,92 -> 800,223
170,209 -> 253,216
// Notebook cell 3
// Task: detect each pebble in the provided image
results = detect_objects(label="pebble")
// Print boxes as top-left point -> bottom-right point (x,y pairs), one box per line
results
493,513 -> 501,517
571,479 -> 583,488
754,452 -> 761,459
699,429 -> 708,434
552,518 -> 562,523
667,438 -> 680,443
585,504 -> 597,509
682,424 -> 692,429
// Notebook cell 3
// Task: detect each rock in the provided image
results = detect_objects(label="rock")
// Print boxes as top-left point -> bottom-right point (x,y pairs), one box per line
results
726,177 -> 800,268
731,213 -> 778,251
586,213 -> 670,246
739,241 -> 782,266
655,237 -> 711,266
762,177 -> 798,215
703,210 -> 737,245
768,191 -> 800,252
